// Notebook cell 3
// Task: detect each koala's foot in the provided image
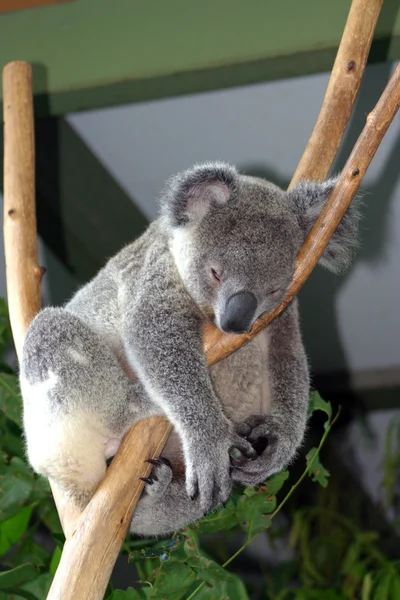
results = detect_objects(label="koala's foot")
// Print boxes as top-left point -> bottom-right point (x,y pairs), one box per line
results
131,455 -> 212,537
139,457 -> 173,500
231,414 -> 300,487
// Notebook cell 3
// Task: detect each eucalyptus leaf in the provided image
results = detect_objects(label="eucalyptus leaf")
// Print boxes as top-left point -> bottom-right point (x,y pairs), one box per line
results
0,505 -> 33,558
20,572 -> 53,600
0,299 -> 12,360
193,573 -> 250,599
150,562 -> 196,599
49,547 -> 62,577
195,497 -> 238,534
0,374 -> 22,427
4,537 -> 50,570
107,590 -> 143,600
0,454 -> 34,521
185,554 -> 232,583
307,392 -> 332,421
265,470 -> 290,495
306,448 -> 330,487
236,488 -> 275,536
0,564 -> 39,590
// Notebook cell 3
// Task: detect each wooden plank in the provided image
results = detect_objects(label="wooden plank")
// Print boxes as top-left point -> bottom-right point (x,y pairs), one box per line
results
0,118 -> 148,283
0,0 -> 399,116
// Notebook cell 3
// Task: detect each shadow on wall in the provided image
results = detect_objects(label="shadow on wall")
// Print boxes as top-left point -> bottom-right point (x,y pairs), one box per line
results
240,61 -> 400,421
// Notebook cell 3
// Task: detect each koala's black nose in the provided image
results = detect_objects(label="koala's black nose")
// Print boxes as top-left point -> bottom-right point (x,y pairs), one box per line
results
220,291 -> 257,334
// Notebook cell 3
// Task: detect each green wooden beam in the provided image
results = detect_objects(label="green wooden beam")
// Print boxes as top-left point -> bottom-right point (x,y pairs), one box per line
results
0,119 -> 148,283
0,0 -> 399,116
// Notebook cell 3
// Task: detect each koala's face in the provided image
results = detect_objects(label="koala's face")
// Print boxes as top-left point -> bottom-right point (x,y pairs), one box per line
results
169,180 -> 298,333
162,162 -> 359,334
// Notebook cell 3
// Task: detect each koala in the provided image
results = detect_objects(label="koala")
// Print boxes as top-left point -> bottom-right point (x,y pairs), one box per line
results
19,162 -> 360,537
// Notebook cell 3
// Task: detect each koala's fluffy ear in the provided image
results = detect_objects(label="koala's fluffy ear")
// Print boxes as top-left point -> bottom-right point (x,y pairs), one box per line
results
288,178 -> 361,273
161,162 -> 237,228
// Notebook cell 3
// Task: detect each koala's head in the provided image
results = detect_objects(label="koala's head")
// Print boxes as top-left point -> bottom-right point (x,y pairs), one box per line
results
161,162 -> 360,334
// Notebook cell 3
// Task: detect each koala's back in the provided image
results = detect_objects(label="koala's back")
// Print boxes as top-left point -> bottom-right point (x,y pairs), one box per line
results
65,221 -> 165,351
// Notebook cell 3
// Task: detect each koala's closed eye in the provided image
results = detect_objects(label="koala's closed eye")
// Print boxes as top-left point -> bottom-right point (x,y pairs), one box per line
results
211,268 -> 222,283
266,288 -> 281,297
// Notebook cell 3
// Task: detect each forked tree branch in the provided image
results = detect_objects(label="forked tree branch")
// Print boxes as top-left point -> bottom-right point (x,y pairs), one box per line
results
2,0 -> 394,598
290,0 -> 384,187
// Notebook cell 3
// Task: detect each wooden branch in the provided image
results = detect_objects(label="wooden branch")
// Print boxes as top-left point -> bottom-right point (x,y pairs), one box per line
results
290,0 -> 383,188
3,62 -> 40,357
2,61 -> 82,538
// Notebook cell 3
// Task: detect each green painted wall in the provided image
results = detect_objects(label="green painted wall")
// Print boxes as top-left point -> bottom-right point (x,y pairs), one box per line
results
0,0 -> 399,115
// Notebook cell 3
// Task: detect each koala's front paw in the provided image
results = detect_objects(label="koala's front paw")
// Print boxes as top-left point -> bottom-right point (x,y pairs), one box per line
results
139,457 -> 173,500
231,415 -> 302,487
184,426 -> 257,513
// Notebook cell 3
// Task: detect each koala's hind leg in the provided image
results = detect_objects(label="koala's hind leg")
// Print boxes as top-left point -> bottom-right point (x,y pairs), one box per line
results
20,307 -> 141,507
130,458 -> 206,537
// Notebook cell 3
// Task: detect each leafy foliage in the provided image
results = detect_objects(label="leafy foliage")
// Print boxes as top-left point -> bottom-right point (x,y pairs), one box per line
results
380,416 -> 400,513
0,298 -> 398,600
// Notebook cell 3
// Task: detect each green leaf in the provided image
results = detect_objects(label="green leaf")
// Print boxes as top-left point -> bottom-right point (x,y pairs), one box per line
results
0,373 -> 22,427
128,535 -> 185,563
296,591 -> 346,600
193,573 -> 250,600
390,573 -> 400,600
0,454 -> 35,521
266,471 -> 289,495
20,572 -> 53,600
306,448 -> 330,487
236,488 -> 275,536
183,529 -> 199,557
150,562 -> 196,599
307,392 -> 332,421
5,537 -> 51,569
49,546 -> 62,576
0,504 -> 33,557
0,425 -> 25,460
29,475 -> 51,503
1,588 -> 39,600
195,496 -> 238,534
0,564 -> 39,590
0,299 -> 12,360
373,567 -> 396,600
361,573 -> 373,600
37,497 -> 62,534
107,590 -> 142,600
185,554 -> 232,584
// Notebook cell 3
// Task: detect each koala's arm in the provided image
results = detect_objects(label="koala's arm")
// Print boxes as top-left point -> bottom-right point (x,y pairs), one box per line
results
121,248 -> 255,511
232,300 -> 309,486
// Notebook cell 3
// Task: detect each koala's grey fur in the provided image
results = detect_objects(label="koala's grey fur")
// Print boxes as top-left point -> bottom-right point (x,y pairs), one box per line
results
20,162 -> 360,537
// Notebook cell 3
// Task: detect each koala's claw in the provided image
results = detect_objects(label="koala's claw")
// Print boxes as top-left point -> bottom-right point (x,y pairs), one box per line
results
231,414 -> 298,487
139,476 -> 155,485
145,456 -> 172,468
140,456 -> 173,499
189,484 -> 199,501
184,429 -> 256,513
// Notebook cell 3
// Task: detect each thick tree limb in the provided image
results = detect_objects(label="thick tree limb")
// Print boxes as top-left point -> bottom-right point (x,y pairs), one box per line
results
1,61 -> 81,537
290,0 -> 384,187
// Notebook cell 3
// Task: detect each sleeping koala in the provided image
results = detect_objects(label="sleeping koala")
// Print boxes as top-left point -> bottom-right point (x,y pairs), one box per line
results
20,162 -> 360,537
